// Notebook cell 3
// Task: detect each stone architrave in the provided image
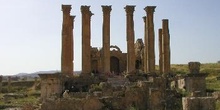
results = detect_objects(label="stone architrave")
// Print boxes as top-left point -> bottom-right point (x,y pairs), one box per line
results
102,6 -> 112,73
162,19 -> 170,74
143,16 -> 149,73
61,5 -> 74,76
81,6 -> 93,74
125,5 -> 136,74
144,6 -> 156,73
158,28 -> 163,74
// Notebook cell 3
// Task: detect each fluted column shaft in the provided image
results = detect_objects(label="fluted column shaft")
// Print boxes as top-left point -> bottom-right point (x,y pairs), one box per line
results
81,6 -> 93,74
144,6 -> 156,73
125,5 -> 136,73
70,16 -> 75,75
162,19 -> 170,74
61,5 -> 74,76
158,28 -> 163,73
102,6 -> 112,73
143,16 -> 149,73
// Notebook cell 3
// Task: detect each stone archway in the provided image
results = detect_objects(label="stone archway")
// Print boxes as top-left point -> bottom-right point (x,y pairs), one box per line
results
135,60 -> 141,69
91,60 -> 98,73
110,56 -> 120,74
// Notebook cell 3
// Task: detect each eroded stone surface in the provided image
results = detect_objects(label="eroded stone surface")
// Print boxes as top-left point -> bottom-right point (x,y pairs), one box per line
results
125,5 -> 136,74
39,4 -> 215,110
61,5 -> 74,76
188,62 -> 201,74
182,97 -> 215,110
81,6 -> 93,74
102,6 -> 111,73
162,19 -> 171,74
144,6 -> 156,73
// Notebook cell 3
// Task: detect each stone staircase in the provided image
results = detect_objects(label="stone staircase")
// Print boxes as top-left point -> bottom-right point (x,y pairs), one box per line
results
107,76 -> 130,87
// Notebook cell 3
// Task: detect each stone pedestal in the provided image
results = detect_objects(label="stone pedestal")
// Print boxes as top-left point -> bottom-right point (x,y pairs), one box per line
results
81,6 -> 93,74
38,74 -> 63,102
188,62 -> 200,74
144,6 -> 156,73
162,19 -> 170,74
61,5 -> 74,76
102,6 -> 111,73
149,88 -> 164,110
185,73 -> 208,96
125,5 -> 136,74
182,97 -> 215,110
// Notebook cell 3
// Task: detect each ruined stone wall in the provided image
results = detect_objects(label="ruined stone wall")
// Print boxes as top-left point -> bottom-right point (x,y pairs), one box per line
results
41,96 -> 103,110
39,74 -> 63,101
41,81 -> 151,110
91,38 -> 145,74
177,78 -> 185,89
182,97 -> 215,110
1,81 -> 35,87
135,39 -> 145,70
92,46 -> 127,74
91,47 -> 102,73
185,74 -> 207,96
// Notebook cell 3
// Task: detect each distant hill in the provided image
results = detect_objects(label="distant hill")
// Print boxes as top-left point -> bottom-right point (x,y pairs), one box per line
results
12,70 -> 81,78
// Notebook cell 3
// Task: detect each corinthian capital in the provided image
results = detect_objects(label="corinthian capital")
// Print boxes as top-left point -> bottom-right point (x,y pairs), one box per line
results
125,5 -> 135,15
62,5 -> 71,14
102,5 -> 112,14
144,6 -> 156,14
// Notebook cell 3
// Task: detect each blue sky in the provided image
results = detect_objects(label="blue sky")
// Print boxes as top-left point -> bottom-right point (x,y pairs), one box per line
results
0,0 -> 220,75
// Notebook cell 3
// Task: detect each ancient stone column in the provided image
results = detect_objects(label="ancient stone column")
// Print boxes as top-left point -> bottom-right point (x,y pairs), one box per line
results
144,6 -> 156,73
61,5 -> 74,76
158,28 -> 163,74
125,5 -> 136,74
70,15 -> 75,74
102,6 -> 112,73
162,19 -> 170,74
81,6 -> 93,74
143,16 -> 149,73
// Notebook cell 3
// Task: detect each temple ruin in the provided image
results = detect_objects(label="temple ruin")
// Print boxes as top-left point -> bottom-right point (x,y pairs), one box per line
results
59,4 -> 171,75
39,4 -> 216,110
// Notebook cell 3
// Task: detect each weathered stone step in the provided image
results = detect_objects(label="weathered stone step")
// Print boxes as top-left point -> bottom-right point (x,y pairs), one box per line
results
107,77 -> 129,87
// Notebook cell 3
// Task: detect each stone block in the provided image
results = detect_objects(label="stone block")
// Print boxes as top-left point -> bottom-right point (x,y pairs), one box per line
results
191,91 -> 202,97
213,91 -> 220,100
149,88 -> 164,110
182,97 -> 215,110
188,62 -> 200,74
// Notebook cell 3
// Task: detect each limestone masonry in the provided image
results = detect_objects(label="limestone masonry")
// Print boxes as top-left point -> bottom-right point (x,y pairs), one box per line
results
39,4 -> 216,110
